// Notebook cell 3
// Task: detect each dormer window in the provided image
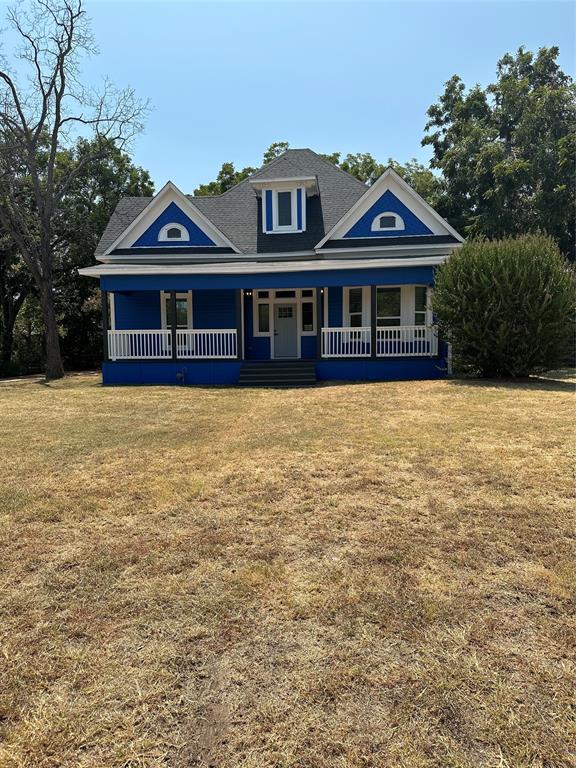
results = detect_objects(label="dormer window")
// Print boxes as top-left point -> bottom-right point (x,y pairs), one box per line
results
159,223 -> 190,242
262,187 -> 306,234
371,212 -> 405,232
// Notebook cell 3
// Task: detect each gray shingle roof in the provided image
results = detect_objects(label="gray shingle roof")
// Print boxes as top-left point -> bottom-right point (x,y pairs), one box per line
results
95,149 -> 368,256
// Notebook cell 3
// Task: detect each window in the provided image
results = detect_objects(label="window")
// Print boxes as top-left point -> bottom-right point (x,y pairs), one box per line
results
415,287 -> 428,326
257,290 -> 269,299
275,290 -> 296,298
302,302 -> 314,332
371,212 -> 405,232
348,287 -> 364,327
159,223 -> 190,242
277,191 -> 292,227
160,291 -> 192,329
377,287 -> 401,326
263,187 -> 306,233
258,303 -> 270,333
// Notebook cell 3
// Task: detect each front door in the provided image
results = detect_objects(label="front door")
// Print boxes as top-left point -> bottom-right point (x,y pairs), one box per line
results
273,303 -> 298,358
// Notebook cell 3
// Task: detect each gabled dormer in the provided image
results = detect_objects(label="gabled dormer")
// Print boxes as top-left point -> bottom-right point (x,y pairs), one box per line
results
249,176 -> 318,235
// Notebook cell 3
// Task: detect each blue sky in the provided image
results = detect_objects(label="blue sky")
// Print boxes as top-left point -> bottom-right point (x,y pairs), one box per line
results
2,1 -> 574,191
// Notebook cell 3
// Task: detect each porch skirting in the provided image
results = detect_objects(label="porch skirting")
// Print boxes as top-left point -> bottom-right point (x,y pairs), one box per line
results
102,356 -> 447,386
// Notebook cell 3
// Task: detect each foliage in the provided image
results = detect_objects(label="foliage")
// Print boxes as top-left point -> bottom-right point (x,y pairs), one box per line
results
0,0 -> 147,378
423,47 -> 576,255
433,235 -> 576,377
194,142 -> 445,208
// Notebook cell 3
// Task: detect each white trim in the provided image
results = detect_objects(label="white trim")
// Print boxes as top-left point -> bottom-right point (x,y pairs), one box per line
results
160,290 -> 193,329
323,287 -> 329,328
103,181 -> 241,256
109,292 -> 116,331
315,167 -> 464,249
79,255 -> 450,278
315,242 -> 460,256
250,176 -> 318,194
371,212 -> 404,232
264,186 -> 306,234
158,223 -> 190,242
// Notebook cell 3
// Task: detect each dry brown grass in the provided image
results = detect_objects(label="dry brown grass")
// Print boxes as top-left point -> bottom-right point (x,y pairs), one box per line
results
0,374 -> 574,768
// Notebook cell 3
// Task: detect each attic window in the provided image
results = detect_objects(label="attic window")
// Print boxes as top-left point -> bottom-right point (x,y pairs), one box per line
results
159,223 -> 190,242
263,187 -> 306,233
371,212 -> 405,232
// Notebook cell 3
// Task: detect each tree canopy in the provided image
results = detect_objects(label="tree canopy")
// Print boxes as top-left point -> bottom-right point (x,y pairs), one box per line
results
423,46 -> 576,255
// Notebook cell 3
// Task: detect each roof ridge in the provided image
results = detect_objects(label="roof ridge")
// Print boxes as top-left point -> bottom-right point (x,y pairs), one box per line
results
303,148 -> 369,190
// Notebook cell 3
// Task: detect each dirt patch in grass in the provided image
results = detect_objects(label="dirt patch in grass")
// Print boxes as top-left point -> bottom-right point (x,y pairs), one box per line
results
0,375 -> 574,767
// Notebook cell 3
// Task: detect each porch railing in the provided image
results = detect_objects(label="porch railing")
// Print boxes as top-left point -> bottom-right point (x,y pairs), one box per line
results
321,326 -> 438,358
376,325 -> 438,357
176,329 -> 237,358
322,327 -> 372,357
108,330 -> 172,360
108,329 -> 238,360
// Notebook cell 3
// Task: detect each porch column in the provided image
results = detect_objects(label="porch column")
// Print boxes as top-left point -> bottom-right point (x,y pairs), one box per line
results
235,289 -> 243,360
101,289 -> 109,362
170,290 -> 177,361
316,289 -> 323,359
370,284 -> 377,360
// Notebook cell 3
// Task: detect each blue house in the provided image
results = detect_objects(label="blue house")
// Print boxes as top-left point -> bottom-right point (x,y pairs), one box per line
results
80,149 -> 463,385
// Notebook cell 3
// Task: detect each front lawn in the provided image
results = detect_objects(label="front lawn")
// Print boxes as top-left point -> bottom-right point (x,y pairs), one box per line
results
0,375 -> 573,767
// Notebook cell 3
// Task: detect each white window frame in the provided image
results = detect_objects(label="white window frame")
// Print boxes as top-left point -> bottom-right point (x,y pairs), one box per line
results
374,285 -> 433,326
343,286 -> 370,327
252,289 -> 316,340
263,186 -> 306,234
371,212 -> 405,232
160,291 -> 193,329
158,223 -> 190,242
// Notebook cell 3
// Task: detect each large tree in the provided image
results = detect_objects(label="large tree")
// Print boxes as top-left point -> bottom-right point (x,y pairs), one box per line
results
0,0 -> 147,378
423,46 -> 576,255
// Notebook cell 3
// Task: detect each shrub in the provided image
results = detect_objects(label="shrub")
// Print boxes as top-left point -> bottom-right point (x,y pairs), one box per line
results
433,235 -> 576,377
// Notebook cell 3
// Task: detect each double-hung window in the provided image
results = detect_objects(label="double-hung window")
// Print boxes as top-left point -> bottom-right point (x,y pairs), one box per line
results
347,287 -> 364,327
161,291 -> 192,329
414,287 -> 428,326
376,287 -> 401,327
263,187 -> 305,233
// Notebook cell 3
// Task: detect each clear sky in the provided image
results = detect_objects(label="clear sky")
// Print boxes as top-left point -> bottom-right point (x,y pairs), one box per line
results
2,0 -> 574,191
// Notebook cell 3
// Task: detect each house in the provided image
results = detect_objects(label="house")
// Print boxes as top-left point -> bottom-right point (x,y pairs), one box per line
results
79,149 -> 463,386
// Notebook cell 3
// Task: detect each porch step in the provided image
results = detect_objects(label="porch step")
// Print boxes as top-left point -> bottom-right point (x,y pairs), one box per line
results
239,361 -> 317,387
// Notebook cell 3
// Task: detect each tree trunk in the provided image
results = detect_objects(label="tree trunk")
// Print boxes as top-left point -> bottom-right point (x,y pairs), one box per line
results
38,277 -> 64,379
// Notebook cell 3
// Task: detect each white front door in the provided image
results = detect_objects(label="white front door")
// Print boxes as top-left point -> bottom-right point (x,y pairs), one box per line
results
273,303 -> 298,358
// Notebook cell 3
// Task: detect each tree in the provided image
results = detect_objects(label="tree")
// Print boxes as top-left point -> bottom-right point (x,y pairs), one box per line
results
423,47 -> 576,255
0,0 -> 147,378
55,137 -> 153,369
433,235 -> 576,377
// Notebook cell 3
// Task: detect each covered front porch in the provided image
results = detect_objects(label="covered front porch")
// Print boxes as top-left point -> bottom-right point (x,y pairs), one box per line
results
104,286 -> 438,361
98,263 -> 447,384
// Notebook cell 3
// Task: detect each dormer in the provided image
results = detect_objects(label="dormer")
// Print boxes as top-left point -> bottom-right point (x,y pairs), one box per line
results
249,176 -> 318,235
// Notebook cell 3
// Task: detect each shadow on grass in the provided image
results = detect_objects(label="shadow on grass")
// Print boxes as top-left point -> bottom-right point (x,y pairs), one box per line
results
446,376 -> 575,393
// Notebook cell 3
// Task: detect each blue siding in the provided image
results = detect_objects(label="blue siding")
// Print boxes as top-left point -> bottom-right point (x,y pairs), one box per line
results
265,191 -> 273,232
301,336 -> 316,359
102,358 -> 446,386
132,201 -> 216,248
193,289 -> 236,328
115,291 -> 161,329
316,358 -> 446,382
103,361 -> 241,386
343,190 -> 433,238
327,286 -> 343,327
101,265 -> 436,292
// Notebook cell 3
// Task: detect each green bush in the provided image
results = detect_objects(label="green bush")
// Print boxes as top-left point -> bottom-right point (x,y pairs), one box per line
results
433,235 -> 576,377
